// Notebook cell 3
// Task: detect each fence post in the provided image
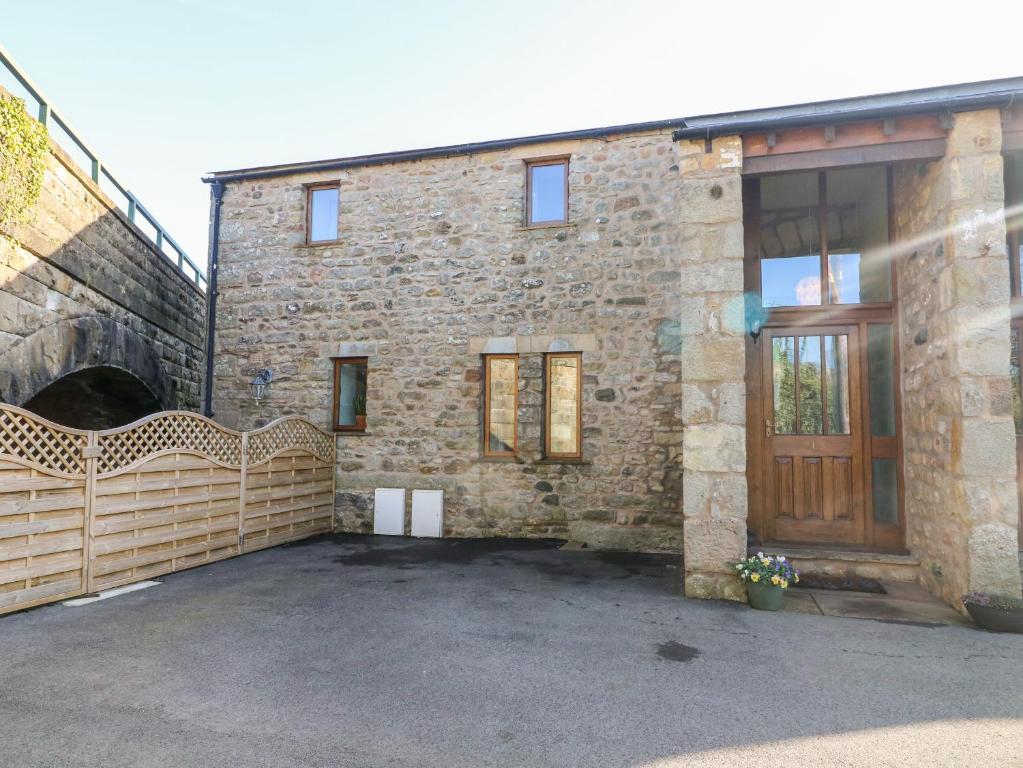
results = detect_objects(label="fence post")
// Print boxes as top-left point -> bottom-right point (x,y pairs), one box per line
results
238,432 -> 248,552
81,432 -> 100,595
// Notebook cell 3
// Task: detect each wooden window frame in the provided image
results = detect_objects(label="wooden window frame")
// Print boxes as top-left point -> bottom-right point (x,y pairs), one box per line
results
331,356 -> 368,433
482,354 -> 518,458
544,352 -> 583,460
525,157 -> 570,227
306,182 -> 341,244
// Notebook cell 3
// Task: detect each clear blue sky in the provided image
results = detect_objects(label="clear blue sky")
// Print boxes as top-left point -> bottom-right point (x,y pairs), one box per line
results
3,1 -> 1020,266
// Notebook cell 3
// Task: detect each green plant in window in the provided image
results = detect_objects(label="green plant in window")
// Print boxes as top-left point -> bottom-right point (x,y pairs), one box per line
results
0,94 -> 48,244
352,392 -> 367,416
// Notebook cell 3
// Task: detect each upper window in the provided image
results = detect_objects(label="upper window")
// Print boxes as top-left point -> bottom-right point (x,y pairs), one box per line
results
545,353 -> 582,459
758,167 -> 891,308
526,158 -> 568,225
483,355 -> 517,457
332,357 -> 367,432
307,183 -> 340,243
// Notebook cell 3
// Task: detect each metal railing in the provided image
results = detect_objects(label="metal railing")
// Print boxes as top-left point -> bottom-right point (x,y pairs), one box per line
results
0,43 -> 206,292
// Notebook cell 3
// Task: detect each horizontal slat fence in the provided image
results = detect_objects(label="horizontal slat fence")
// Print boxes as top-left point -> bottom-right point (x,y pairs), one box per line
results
0,405 -> 335,615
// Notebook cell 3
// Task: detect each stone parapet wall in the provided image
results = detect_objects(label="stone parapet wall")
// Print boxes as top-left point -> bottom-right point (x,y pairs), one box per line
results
894,109 -> 1021,606
0,124 -> 206,409
213,131 -> 687,550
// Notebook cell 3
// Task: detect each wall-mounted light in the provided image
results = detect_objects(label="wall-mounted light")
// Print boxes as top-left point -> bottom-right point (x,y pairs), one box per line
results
249,369 -> 273,402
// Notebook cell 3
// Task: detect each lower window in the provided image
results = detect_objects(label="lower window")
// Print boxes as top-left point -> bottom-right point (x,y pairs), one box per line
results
332,357 -> 367,432
483,355 -> 518,457
545,352 -> 582,459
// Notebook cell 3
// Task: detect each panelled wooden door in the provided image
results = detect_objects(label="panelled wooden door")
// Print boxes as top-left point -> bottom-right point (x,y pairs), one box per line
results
761,325 -> 865,545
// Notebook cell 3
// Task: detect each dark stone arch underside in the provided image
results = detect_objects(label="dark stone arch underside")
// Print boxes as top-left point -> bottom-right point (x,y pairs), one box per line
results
0,315 -> 174,417
23,366 -> 161,429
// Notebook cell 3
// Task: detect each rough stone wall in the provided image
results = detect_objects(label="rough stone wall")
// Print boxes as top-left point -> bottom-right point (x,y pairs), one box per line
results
0,126 -> 205,409
894,109 -> 1021,606
212,131 -> 687,551
676,137 -> 748,600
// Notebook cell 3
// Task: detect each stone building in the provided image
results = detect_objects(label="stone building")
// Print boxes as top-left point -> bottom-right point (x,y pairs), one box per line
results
204,78 -> 1023,609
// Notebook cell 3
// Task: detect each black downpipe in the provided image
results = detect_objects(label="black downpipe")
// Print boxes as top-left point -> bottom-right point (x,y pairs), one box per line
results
203,180 -> 224,417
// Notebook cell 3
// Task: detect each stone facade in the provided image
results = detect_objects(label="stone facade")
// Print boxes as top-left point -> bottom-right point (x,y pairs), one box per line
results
0,119 -> 206,412
210,101 -> 1023,608
212,131 -> 690,551
893,109 -> 1022,606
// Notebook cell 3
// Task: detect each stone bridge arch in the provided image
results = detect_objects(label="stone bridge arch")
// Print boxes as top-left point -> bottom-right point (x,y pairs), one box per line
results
0,315 -> 175,422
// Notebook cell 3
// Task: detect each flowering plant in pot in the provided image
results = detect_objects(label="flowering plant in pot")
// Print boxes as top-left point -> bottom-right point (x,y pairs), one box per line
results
961,592 -> 1023,633
735,553 -> 799,611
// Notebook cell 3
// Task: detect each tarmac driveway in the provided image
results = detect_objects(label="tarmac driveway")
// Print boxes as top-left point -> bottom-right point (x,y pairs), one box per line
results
1,534 -> 1021,767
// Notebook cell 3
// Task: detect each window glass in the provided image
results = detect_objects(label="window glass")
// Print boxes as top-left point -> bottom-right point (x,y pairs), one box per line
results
772,336 -> 796,435
868,324 -> 897,437
1011,331 -> 1022,435
333,358 -> 367,431
872,458 -> 899,524
309,186 -> 339,242
529,162 -> 567,224
798,336 -> 823,435
546,354 -> 581,457
825,167 -> 891,303
824,334 -> 851,435
485,356 -> 517,455
759,172 -> 820,307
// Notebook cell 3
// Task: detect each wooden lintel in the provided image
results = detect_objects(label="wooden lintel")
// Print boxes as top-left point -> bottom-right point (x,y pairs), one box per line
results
743,114 -> 947,161
742,138 -> 946,175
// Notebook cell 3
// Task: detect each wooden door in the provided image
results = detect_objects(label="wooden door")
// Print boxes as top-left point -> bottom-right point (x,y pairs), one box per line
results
761,325 -> 865,545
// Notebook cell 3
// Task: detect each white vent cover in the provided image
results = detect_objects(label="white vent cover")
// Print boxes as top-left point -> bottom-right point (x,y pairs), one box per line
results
411,490 -> 444,538
373,488 -> 406,535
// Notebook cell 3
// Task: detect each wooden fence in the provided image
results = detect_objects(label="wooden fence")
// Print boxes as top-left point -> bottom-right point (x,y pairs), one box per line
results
0,405 -> 335,615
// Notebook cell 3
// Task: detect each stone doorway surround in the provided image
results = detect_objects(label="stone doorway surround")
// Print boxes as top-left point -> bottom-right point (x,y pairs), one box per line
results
678,110 -> 1023,611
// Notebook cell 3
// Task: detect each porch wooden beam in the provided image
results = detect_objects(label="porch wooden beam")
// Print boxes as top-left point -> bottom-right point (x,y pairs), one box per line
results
742,138 -> 947,175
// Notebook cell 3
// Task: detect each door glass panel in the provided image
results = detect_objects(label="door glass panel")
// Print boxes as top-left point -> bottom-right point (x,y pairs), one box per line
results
759,172 -> 821,307
1011,331 -> 1023,435
825,167 -> 891,304
872,458 -> 899,524
824,335 -> 850,435
868,324 -> 896,437
772,336 -> 796,434
798,336 -> 823,434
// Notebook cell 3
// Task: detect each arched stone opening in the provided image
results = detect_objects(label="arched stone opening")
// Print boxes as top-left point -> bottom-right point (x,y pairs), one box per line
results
0,315 -> 175,417
22,365 -> 161,429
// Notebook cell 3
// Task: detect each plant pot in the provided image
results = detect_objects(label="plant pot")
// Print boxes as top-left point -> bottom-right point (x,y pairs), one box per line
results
746,581 -> 785,611
354,414 -> 366,430
964,602 -> 1023,633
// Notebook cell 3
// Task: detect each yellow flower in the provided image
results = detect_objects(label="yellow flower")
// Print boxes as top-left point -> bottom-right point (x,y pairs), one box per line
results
780,579 -> 788,589
750,573 -> 760,583
771,575 -> 780,585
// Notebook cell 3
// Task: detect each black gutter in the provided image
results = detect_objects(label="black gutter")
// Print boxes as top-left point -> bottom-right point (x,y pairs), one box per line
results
202,180 -> 224,418
673,83 -> 1023,141
202,118 -> 691,184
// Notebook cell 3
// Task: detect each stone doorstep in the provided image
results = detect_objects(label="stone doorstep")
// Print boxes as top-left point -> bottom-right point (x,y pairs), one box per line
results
780,585 -> 971,627
764,545 -> 921,584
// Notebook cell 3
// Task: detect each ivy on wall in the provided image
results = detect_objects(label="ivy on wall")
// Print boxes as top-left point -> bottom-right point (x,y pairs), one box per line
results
0,94 -> 49,241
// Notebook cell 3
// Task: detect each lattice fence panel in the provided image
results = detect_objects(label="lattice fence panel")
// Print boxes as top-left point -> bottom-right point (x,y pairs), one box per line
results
247,418 -> 334,465
0,459 -> 87,616
0,406 -> 88,476
243,449 -> 334,552
96,412 -> 243,475
90,452 -> 242,592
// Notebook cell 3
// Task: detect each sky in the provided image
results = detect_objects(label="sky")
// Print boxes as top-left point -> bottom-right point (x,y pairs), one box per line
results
2,0 -> 1022,268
